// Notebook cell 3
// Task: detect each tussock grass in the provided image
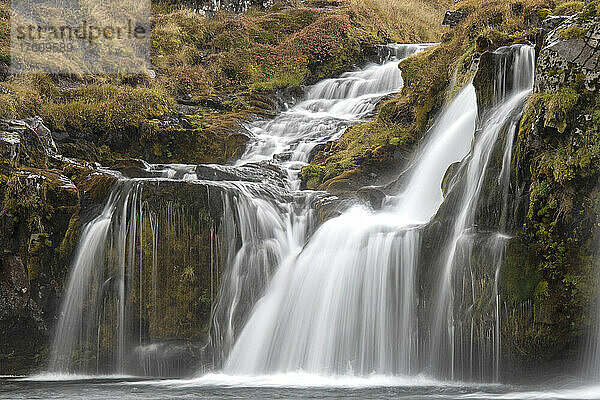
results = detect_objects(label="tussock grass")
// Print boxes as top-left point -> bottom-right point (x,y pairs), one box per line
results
346,0 -> 448,43
0,0 -> 450,162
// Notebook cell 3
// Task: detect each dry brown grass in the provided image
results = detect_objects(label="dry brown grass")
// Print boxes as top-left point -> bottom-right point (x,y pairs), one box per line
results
345,0 -> 449,42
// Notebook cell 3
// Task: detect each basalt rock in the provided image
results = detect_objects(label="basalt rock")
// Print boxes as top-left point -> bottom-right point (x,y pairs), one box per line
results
535,10 -> 600,93
0,117 -> 58,170
499,1 -> 600,371
0,118 -> 107,373
356,187 -> 387,210
442,10 -> 468,27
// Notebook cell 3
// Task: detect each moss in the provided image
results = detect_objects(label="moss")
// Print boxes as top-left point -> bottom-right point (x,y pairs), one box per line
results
554,1 -> 584,15
139,123 -> 248,164
303,0 -> 544,191
544,87 -> 579,134
537,8 -> 553,19
558,25 -> 588,40
577,0 -> 599,22
506,59 -> 600,364
40,84 -> 173,137
57,214 -> 81,261
500,238 -> 542,304
64,168 -> 117,205
301,165 -> 327,190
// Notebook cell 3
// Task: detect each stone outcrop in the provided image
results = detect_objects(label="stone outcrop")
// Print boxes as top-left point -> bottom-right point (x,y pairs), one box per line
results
442,10 -> 468,27
0,117 -> 119,373
535,10 -> 600,93
499,2 -> 600,371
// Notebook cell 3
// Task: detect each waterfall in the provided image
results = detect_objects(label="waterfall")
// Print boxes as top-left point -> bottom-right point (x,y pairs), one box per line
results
427,44 -> 535,381
48,166 -> 313,375
48,43 -> 535,381
47,44 -> 428,375
238,43 -> 432,187
223,82 -> 478,375
223,44 -> 535,380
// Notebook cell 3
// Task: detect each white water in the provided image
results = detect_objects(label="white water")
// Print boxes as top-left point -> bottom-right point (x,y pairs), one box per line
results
223,82 -> 477,374
428,45 -> 536,381
48,44 -> 429,375
224,45 -> 536,380
239,43 -> 433,188
47,43 -> 538,383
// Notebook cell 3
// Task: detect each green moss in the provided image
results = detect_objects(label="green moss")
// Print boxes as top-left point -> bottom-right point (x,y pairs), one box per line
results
534,280 -> 549,301
57,215 -> 81,261
506,61 -> 600,363
536,8 -> 552,19
558,25 -> 588,40
578,0 -> 599,22
40,84 -> 173,136
554,1 -> 584,15
544,87 -> 579,134
500,238 -> 541,304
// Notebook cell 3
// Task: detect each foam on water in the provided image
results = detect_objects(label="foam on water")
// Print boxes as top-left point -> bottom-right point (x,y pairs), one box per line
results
132,372 -> 457,389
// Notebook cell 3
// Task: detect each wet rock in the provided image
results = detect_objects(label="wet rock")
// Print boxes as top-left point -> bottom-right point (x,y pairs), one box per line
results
0,255 -> 30,307
357,187 -> 387,210
307,143 -> 326,163
474,46 -> 530,116
314,193 -> 356,223
132,341 -> 203,377
442,10 -> 468,27
541,15 -> 569,31
441,161 -> 461,197
0,253 -> 47,375
0,117 -> 58,169
140,123 -> 249,165
111,159 -> 152,178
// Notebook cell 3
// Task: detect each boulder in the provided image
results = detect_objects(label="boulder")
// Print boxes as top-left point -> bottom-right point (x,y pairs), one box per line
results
0,117 -> 58,169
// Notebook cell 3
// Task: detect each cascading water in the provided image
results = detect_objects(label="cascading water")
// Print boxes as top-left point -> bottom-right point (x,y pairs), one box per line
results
223,82 -> 478,375
223,44 -> 536,380
427,44 -> 535,381
47,43 -> 429,375
49,163 -> 313,375
238,43 -> 433,186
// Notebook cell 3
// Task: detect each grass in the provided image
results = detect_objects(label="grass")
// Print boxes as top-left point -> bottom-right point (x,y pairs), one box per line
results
346,0 -> 448,43
302,0 -> 578,191
0,0 -> 451,164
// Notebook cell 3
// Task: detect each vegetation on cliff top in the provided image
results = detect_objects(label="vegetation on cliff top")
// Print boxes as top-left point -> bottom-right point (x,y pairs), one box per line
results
301,0 -> 569,191
0,0 -> 445,165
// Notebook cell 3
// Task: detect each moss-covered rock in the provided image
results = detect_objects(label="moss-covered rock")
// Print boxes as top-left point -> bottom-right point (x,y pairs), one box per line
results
500,1 -> 600,369
0,165 -> 83,373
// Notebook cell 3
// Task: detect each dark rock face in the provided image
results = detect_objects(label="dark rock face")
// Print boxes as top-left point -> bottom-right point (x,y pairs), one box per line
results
473,47 -> 528,118
541,15 -> 569,31
442,10 -> 468,27
356,187 -> 386,210
0,254 -> 48,374
0,117 -> 58,170
0,117 -> 119,373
